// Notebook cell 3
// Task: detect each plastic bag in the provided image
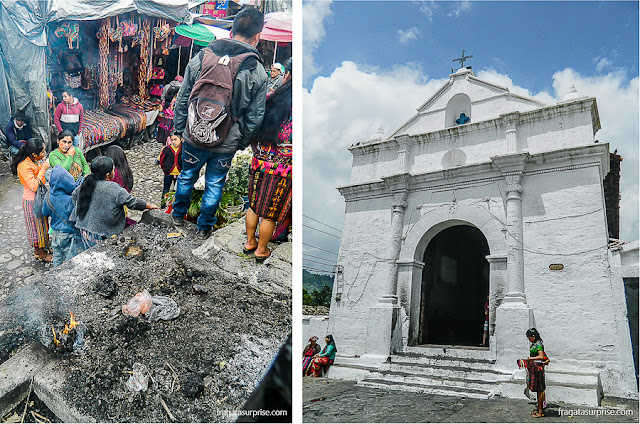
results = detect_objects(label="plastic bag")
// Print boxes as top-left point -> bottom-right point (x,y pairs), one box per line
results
122,290 -> 152,317
147,296 -> 180,322
125,363 -> 149,392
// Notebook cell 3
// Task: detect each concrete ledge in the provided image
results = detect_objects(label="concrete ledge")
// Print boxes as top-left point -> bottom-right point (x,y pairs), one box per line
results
0,343 -> 54,418
33,360 -> 96,423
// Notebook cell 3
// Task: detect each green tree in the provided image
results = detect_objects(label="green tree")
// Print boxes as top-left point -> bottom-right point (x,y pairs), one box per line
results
303,288 -> 313,305
312,284 -> 333,308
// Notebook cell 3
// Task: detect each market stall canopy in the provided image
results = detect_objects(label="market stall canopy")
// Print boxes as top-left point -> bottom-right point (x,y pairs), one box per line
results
261,11 -> 292,43
0,0 -> 191,47
174,22 -> 229,47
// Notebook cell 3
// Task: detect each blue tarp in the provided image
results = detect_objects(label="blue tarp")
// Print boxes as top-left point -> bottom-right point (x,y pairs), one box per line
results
0,0 -> 191,147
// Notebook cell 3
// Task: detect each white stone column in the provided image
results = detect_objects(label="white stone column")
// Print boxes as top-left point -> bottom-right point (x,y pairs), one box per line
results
503,173 -> 526,303
397,135 -> 410,173
491,153 -> 528,304
362,175 -> 409,362
501,112 -> 520,153
491,153 -> 534,370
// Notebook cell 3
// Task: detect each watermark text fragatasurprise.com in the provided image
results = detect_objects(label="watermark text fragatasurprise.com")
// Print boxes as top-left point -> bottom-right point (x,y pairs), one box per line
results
559,407 -> 634,418
217,409 -> 288,420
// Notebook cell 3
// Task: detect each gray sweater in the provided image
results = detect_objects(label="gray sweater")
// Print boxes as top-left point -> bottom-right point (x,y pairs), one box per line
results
71,180 -> 146,237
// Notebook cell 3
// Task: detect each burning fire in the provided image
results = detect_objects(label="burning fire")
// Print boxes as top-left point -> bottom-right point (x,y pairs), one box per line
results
52,310 -> 79,347
64,310 -> 79,334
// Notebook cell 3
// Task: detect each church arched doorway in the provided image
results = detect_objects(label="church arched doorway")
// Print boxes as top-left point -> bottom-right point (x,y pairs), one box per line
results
418,225 -> 490,346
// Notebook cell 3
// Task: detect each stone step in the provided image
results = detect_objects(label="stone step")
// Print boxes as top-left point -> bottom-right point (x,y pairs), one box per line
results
325,363 -> 375,381
391,352 -> 496,370
370,369 -> 500,391
381,360 -> 513,382
497,377 -> 602,407
403,345 -> 495,361
358,378 -> 492,399
542,367 -> 601,386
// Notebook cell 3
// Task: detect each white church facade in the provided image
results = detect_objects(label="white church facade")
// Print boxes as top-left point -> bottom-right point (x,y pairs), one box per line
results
307,67 -> 638,406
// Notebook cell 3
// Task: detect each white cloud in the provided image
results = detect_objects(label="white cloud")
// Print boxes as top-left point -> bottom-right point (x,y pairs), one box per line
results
594,56 -> 612,73
397,27 -> 420,43
304,65 -> 639,245
448,0 -> 471,17
303,62 -> 447,256
415,0 -> 437,22
303,0 -> 333,84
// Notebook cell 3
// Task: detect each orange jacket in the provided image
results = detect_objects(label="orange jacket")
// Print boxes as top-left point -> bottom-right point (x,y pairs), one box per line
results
17,158 -> 46,201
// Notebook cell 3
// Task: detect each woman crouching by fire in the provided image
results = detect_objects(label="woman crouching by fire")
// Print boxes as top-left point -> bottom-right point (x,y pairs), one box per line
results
71,156 -> 158,249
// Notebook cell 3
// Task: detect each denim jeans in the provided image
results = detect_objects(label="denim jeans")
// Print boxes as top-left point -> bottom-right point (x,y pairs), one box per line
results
73,135 -> 81,148
172,143 -> 234,231
51,230 -> 83,267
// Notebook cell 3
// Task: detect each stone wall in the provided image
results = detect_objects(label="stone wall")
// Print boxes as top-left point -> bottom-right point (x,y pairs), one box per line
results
302,315 -> 330,346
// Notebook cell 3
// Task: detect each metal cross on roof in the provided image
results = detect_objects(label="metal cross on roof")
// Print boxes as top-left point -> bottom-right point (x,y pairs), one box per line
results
452,49 -> 473,69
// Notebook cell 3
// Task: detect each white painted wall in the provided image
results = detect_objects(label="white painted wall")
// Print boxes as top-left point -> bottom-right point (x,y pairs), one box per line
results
302,315 -> 330,346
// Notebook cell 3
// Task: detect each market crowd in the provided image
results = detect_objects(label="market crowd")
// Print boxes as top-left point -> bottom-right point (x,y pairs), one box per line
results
5,6 -> 292,267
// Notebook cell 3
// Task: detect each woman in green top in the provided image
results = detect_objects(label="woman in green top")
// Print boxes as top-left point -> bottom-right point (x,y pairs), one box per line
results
523,328 -> 548,418
306,335 -> 337,377
49,130 -> 90,180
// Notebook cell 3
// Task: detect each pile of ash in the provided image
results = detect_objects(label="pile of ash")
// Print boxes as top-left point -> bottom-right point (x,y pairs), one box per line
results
0,216 -> 291,422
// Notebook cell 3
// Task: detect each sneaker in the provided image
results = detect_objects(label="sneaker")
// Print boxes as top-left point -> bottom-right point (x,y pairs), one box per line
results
195,228 -> 212,239
171,215 -> 184,227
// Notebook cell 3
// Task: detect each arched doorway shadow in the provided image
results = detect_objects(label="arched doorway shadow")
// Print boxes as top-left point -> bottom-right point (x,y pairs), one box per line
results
396,204 -> 507,349
419,225 -> 489,346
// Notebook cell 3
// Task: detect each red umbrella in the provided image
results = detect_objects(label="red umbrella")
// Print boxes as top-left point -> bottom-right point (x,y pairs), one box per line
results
261,11 -> 291,63
261,11 -> 292,43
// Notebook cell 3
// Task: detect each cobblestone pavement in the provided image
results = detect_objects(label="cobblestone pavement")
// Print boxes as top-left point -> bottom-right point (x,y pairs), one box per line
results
0,139 -> 165,302
303,378 -> 639,423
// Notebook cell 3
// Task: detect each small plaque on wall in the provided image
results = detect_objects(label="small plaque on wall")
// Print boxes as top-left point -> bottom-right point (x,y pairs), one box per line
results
549,264 -> 564,271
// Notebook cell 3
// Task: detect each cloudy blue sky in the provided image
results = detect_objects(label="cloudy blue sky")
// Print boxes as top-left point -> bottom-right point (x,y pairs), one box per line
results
302,0 -> 639,274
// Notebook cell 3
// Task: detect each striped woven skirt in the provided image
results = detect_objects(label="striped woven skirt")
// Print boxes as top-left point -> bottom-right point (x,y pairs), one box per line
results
22,199 -> 49,248
80,229 -> 106,250
248,145 -> 292,222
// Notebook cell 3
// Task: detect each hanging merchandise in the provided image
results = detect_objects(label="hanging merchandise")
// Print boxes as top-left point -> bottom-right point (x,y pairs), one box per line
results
118,51 -> 124,86
139,17 -> 151,99
153,19 -> 170,49
131,15 -> 142,47
120,20 -> 138,37
150,84 -> 163,96
152,67 -> 165,79
97,19 -> 110,109
54,22 -> 80,49
64,72 -> 82,89
108,16 -> 123,52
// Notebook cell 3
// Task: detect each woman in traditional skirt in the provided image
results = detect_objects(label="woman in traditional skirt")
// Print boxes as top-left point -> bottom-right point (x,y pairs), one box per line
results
522,328 -> 549,418
11,138 -> 52,262
243,59 -> 292,262
306,335 -> 337,377
302,336 -> 321,376
156,81 -> 180,146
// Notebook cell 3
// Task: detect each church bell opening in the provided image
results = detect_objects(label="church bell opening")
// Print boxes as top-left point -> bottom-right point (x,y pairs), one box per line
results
419,225 -> 490,346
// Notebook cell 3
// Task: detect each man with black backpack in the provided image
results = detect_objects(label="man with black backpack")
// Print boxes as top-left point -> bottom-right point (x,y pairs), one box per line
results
171,7 -> 268,239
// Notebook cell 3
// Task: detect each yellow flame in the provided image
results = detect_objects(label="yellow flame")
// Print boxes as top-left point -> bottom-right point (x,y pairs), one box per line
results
51,325 -> 60,347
